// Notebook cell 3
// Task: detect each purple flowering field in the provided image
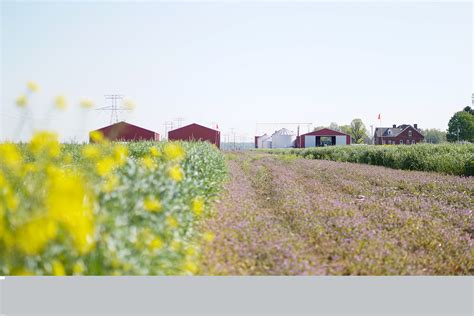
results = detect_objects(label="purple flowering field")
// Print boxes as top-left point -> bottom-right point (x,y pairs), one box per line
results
200,152 -> 473,275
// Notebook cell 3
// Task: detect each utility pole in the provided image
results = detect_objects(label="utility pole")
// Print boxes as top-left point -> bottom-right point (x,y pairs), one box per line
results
164,121 -> 174,139
229,128 -> 236,150
370,125 -> 374,144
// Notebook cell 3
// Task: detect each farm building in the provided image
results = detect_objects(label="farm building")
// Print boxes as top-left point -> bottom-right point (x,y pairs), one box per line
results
89,121 -> 160,143
272,128 -> 296,148
168,123 -> 220,148
295,128 -> 351,148
255,134 -> 272,148
374,124 -> 424,145
255,128 -> 296,149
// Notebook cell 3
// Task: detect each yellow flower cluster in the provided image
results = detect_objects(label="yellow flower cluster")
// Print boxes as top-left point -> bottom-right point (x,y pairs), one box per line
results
1,128 -> 224,275
0,131 -> 99,275
163,143 -> 185,161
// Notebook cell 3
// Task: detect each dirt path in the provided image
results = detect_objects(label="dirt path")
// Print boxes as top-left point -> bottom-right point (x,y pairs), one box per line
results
200,152 -> 473,275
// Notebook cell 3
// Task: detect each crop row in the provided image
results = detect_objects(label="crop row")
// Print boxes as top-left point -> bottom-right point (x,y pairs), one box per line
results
0,133 -> 227,275
262,144 -> 474,176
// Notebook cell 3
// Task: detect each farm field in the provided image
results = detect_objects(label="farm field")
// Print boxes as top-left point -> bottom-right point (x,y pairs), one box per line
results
200,152 -> 473,275
1,138 -> 473,275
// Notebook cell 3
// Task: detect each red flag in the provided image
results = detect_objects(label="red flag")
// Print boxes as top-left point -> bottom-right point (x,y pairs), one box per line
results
377,113 -> 381,120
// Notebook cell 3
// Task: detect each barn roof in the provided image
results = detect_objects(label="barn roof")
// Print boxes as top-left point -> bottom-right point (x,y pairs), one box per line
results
300,128 -> 349,137
94,121 -> 158,134
169,123 -> 219,133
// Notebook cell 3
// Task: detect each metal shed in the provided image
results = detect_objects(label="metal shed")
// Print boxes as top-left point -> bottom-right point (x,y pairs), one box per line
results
89,121 -> 160,143
296,128 -> 350,148
168,123 -> 220,148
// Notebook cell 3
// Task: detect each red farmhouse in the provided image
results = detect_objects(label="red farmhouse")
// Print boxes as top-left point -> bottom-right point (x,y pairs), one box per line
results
168,123 -> 220,148
374,124 -> 424,145
295,128 -> 351,148
90,121 -> 160,143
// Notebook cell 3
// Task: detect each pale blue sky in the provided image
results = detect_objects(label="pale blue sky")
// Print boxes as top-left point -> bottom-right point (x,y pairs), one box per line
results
1,1 -> 472,142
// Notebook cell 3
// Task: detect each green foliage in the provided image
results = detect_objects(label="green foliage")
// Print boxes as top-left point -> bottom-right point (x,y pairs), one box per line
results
447,110 -> 474,142
265,144 -> 474,176
421,128 -> 447,144
350,119 -> 368,144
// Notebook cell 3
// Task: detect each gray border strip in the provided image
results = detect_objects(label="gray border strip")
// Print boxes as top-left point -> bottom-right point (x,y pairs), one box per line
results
2,276 -> 473,316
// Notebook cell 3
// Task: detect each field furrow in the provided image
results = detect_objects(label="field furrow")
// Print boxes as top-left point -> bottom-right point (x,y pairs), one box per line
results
201,152 -> 473,275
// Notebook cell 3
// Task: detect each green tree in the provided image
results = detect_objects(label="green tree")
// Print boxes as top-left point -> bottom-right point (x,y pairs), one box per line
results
339,125 -> 352,136
463,106 -> 474,115
447,110 -> 474,142
350,119 -> 367,144
422,128 -> 447,144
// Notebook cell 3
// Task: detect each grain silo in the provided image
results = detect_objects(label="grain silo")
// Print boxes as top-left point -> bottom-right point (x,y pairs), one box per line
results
255,133 -> 271,148
271,128 -> 296,148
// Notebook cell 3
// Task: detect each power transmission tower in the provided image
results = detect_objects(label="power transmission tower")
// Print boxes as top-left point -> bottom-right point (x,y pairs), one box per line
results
173,117 -> 185,128
95,95 -> 131,124
164,121 -> 174,139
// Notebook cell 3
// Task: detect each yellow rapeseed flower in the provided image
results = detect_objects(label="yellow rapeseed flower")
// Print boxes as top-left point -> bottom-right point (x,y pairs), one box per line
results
52,260 -> 66,276
143,196 -> 162,212
168,165 -> 184,182
191,197 -> 205,216
185,246 -> 197,257
73,262 -> 85,275
123,99 -> 136,110
163,143 -> 185,161
11,268 -> 34,276
63,153 -> 73,164
183,261 -> 198,274
141,156 -> 156,170
202,231 -> 215,243
54,95 -> 68,110
101,174 -> 119,193
82,144 -> 101,160
46,170 -> 95,254
148,236 -> 164,251
16,218 -> 58,255
0,143 -> 22,170
79,98 -> 94,109
90,130 -> 106,144
29,131 -> 61,158
170,240 -> 182,251
5,190 -> 19,210
166,215 -> 178,229
113,144 -> 128,166
150,146 -> 161,157
96,157 -> 116,176
27,81 -> 40,92
16,94 -> 28,108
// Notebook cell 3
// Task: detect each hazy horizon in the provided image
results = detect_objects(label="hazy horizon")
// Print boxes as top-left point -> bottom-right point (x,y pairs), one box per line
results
1,1 -> 472,142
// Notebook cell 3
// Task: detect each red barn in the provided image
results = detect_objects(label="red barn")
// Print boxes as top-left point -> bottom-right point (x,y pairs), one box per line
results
168,123 -> 220,148
295,128 -> 351,148
89,121 -> 160,143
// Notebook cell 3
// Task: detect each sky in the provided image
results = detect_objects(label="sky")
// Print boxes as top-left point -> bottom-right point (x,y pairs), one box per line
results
1,1 -> 472,142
